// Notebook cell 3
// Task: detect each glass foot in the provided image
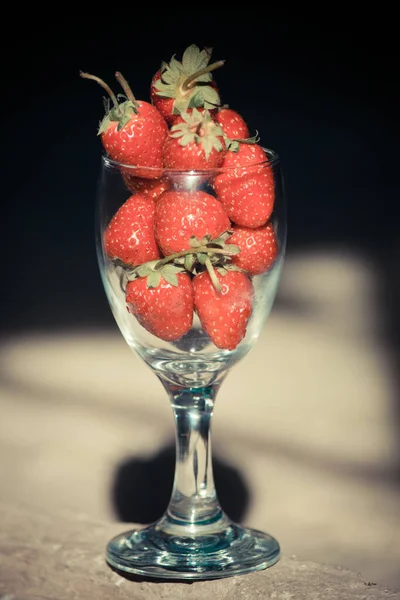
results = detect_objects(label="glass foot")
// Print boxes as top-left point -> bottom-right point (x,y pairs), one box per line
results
106,521 -> 280,580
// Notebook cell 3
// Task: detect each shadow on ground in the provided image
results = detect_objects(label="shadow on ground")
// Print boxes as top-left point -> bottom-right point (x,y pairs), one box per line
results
111,444 -> 250,524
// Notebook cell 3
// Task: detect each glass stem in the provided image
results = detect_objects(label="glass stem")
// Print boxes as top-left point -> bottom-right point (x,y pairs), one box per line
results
161,382 -> 224,530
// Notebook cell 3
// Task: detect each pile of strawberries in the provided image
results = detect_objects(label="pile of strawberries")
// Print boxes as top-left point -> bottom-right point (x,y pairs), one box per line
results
82,45 -> 279,351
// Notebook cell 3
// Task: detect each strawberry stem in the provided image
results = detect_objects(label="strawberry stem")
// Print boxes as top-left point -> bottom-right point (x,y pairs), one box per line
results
205,257 -> 222,292
155,246 -> 234,269
80,72 -> 119,109
115,72 -> 137,106
181,60 -> 225,93
229,131 -> 260,145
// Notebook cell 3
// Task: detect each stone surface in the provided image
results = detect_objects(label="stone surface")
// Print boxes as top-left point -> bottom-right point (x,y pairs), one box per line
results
0,503 -> 398,600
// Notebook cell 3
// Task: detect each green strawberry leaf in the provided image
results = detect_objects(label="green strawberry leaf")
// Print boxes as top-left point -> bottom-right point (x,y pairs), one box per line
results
178,132 -> 195,146
154,81 -> 176,98
173,93 -> 193,114
198,253 -> 208,265
182,45 -> 211,74
162,264 -> 184,275
202,136 -> 213,160
213,137 -> 224,153
170,54 -> 182,73
170,128 -> 186,139
170,109 -> 225,158
190,73 -> 213,85
187,89 -> 206,109
190,236 -> 202,248
209,254 -> 225,266
226,131 -> 260,152
162,271 -> 179,286
213,230 -> 233,244
200,234 -> 212,245
98,114 -> 111,135
99,99 -> 138,132
224,244 -> 241,255
161,69 -> 176,84
184,254 -> 196,271
200,86 -> 221,109
180,111 -> 193,124
116,112 -> 133,131
125,270 -> 138,282
226,139 -> 240,152
147,271 -> 162,288
172,104 -> 183,116
135,264 -> 152,277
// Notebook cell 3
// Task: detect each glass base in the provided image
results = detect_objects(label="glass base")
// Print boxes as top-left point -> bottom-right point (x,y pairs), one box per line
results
106,521 -> 280,580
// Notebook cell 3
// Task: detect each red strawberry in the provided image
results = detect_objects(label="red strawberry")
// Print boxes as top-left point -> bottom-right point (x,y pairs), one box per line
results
193,270 -> 253,350
229,223 -> 278,274
214,108 -> 250,139
81,71 -> 168,178
104,194 -> 160,266
215,174 -> 274,228
213,143 -> 275,228
154,190 -> 230,256
123,173 -> 171,200
214,143 -> 269,182
150,72 -> 174,124
163,109 -> 226,170
126,271 -> 194,341
150,45 -> 224,124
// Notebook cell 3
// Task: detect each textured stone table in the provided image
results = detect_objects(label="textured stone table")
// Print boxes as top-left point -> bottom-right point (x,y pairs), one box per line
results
0,504 -> 398,600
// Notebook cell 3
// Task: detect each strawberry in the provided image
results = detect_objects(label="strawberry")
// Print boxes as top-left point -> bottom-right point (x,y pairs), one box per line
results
150,45 -> 224,124
193,270 -> 253,350
81,71 -> 168,178
215,174 -> 275,228
229,223 -> 278,274
214,107 -> 250,139
214,142 -> 269,182
123,173 -> 171,199
104,194 -> 160,266
213,143 -> 275,228
126,270 -> 194,341
154,190 -> 230,256
163,109 -> 226,170
150,72 -> 175,124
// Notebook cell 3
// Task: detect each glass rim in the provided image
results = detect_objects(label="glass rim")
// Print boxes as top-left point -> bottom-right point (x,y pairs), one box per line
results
101,146 -> 279,176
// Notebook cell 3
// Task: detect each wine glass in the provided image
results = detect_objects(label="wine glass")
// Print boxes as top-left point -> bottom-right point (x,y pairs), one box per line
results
96,150 -> 286,580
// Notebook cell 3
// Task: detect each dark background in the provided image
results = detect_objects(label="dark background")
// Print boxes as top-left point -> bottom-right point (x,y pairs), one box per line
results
3,16 -> 398,334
